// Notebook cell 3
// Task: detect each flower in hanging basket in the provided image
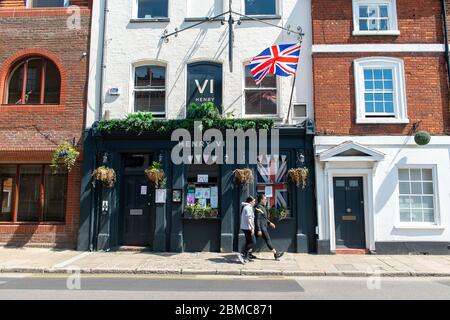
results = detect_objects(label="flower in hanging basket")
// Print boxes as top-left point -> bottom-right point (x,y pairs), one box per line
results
145,161 -> 165,188
92,166 -> 116,188
414,131 -> 431,146
51,142 -> 79,173
233,168 -> 254,185
288,167 -> 309,189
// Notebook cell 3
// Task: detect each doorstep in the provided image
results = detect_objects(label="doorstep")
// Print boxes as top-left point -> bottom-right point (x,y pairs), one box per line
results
335,248 -> 370,255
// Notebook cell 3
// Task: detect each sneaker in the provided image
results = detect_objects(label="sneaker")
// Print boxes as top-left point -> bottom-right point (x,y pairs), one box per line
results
274,252 -> 284,261
237,253 -> 246,265
248,253 -> 257,260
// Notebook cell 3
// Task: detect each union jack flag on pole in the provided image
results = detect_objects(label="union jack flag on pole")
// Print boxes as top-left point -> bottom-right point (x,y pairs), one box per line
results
250,42 -> 301,85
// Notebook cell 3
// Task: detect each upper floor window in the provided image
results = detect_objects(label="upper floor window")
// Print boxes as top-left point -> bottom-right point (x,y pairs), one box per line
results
133,64 -> 166,117
244,0 -> 277,16
244,64 -> 277,116
354,57 -> 407,124
352,0 -> 399,35
5,57 -> 61,105
398,168 -> 437,224
134,0 -> 168,19
28,0 -> 69,8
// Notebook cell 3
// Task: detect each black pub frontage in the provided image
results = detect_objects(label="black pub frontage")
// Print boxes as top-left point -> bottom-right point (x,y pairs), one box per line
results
77,123 -> 317,253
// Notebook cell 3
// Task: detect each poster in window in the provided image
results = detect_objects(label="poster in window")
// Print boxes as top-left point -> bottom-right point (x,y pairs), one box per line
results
210,186 -> 218,209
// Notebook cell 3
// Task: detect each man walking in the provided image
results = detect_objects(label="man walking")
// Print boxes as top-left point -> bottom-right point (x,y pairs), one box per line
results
255,194 -> 284,261
237,196 -> 256,264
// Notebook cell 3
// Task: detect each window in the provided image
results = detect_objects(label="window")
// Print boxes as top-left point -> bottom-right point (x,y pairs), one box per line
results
354,57 -> 407,124
398,168 -> 436,224
5,57 -> 61,105
244,0 -> 277,16
256,154 -> 290,217
28,0 -> 69,8
134,0 -> 168,19
186,0 -> 223,19
293,103 -> 307,118
0,165 -> 67,223
352,0 -> 399,35
244,64 -> 277,116
133,65 -> 166,117
187,62 -> 223,111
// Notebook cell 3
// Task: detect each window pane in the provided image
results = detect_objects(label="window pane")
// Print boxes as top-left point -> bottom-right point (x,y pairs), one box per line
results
398,169 -> 409,180
359,19 -> 368,31
32,0 -> 65,7
245,0 -> 276,15
411,182 -> 422,194
44,60 -> 61,104
137,0 -> 168,18
359,6 -> 368,17
135,66 -> 151,87
25,59 -> 43,104
365,102 -> 374,113
245,66 -> 276,88
423,209 -> 435,222
422,196 -> 434,209
363,69 -> 373,80
422,182 -> 434,194
7,64 -> 24,104
410,196 -> 422,209
245,90 -> 277,115
410,169 -> 421,181
379,19 -> 388,30
399,196 -> 410,209
383,69 -> 393,80
17,166 -> 41,222
399,182 -> 410,194
379,6 -> 388,17
0,166 -> 16,222
134,91 -> 166,115
400,210 -> 411,222
150,66 -> 166,87
422,169 -> 433,181
43,166 -> 67,222
411,210 -> 423,222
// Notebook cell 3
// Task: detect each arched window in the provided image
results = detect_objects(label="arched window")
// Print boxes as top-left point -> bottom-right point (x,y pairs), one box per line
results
5,57 -> 61,105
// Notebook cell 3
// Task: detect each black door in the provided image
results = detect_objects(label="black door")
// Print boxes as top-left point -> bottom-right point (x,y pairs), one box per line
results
333,177 -> 366,249
122,175 -> 152,247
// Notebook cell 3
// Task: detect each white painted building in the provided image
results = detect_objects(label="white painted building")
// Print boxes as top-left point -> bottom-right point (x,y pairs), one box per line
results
86,0 -> 313,126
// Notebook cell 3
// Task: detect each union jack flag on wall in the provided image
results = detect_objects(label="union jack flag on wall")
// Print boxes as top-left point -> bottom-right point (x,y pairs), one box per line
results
256,155 -> 289,209
250,43 -> 301,85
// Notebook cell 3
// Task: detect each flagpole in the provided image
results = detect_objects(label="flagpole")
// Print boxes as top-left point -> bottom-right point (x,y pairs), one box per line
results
285,72 -> 297,125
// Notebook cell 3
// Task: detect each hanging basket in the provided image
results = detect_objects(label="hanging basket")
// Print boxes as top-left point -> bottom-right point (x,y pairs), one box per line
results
414,131 -> 431,146
288,167 -> 309,189
233,168 -> 254,185
92,166 -> 116,188
145,161 -> 166,188
51,142 -> 80,173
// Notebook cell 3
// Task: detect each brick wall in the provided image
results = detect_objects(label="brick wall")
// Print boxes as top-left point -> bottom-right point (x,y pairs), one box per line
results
313,0 -> 450,136
312,0 -> 444,44
314,53 -> 450,135
0,2 -> 91,248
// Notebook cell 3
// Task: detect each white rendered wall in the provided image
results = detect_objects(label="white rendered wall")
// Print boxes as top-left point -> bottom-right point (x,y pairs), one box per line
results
85,0 -> 313,127
314,136 -> 450,246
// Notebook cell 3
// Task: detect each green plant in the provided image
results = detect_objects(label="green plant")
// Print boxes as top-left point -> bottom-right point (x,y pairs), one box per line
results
51,142 -> 79,173
145,161 -> 165,188
187,102 -> 220,120
414,131 -> 431,146
92,166 -> 116,188
288,167 -> 309,189
268,207 -> 289,221
184,202 -> 218,219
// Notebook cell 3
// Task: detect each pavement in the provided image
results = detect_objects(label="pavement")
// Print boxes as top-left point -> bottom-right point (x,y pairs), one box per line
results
0,247 -> 449,277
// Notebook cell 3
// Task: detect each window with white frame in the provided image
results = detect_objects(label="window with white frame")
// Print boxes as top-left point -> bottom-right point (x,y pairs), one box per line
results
28,0 -> 69,7
352,0 -> 399,35
398,168 -> 436,224
134,0 -> 168,19
244,64 -> 277,116
244,0 -> 277,16
133,65 -> 166,117
354,57 -> 408,123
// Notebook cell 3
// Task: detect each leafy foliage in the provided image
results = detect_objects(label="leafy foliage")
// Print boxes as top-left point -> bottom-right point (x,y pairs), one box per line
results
185,202 -> 218,219
96,103 -> 274,135
268,207 -> 289,221
51,142 -> 79,173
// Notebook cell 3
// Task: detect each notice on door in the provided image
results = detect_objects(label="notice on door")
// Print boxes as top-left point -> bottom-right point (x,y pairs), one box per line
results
130,209 -> 143,216
141,186 -> 147,195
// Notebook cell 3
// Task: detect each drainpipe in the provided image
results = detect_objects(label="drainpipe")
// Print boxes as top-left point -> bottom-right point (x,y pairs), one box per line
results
442,0 -> 450,87
97,0 -> 108,121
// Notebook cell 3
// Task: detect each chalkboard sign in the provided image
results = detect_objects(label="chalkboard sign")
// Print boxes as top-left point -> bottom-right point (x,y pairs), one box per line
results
187,62 -> 222,112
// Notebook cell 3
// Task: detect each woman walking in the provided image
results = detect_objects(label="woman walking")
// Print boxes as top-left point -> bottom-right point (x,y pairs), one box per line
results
237,196 -> 256,264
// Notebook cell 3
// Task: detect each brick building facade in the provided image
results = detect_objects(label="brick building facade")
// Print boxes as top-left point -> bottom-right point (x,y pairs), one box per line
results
312,0 -> 450,254
0,1 -> 92,248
